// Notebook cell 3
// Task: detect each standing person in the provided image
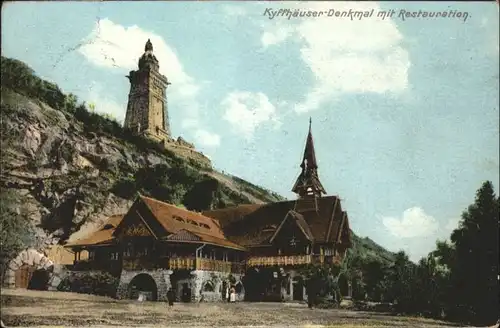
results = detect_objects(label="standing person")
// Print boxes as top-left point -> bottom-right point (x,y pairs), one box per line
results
166,288 -> 175,307
225,285 -> 230,302
230,286 -> 236,303
306,279 -> 315,309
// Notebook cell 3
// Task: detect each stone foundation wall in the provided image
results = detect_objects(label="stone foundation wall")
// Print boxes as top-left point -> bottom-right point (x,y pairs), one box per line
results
190,270 -> 244,303
47,264 -> 68,290
175,136 -> 195,149
117,269 -> 245,303
172,277 -> 191,302
280,269 -> 308,302
116,269 -> 172,301
164,143 -> 212,168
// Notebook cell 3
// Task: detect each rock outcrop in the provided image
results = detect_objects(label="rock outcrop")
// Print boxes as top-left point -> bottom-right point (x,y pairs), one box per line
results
0,88 -> 282,250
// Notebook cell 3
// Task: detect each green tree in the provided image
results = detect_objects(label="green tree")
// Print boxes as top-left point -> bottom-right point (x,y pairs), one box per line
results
448,181 -> 499,325
0,190 -> 35,281
340,249 -> 366,300
412,254 -> 450,317
301,263 -> 342,306
64,93 -> 78,113
361,258 -> 388,301
386,251 -> 415,313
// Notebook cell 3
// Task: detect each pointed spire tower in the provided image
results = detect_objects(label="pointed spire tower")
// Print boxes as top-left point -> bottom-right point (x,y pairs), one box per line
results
292,118 -> 326,212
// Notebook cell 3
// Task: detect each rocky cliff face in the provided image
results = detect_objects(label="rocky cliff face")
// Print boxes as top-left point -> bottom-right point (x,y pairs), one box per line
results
0,56 -> 395,268
0,88 -> 282,247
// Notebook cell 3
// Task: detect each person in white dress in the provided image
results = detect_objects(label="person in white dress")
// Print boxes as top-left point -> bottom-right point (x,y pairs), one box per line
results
230,287 -> 236,302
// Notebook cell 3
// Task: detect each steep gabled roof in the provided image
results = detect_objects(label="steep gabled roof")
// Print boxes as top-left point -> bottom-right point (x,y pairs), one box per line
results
188,231 -> 247,251
136,195 -> 246,250
139,195 -> 226,239
337,211 -> 353,247
65,197 -> 248,251
65,214 -> 125,247
202,204 -> 265,228
269,211 -> 314,243
162,229 -> 246,251
203,196 -> 348,247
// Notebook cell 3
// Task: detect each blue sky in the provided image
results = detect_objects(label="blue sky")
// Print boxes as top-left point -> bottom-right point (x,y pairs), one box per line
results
2,1 -> 499,261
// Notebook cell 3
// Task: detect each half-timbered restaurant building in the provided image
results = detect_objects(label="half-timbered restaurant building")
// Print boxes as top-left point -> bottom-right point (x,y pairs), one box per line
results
65,120 -> 353,303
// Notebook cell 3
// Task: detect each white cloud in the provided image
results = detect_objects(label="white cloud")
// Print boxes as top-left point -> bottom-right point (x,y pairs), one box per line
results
260,2 -> 410,113
87,81 -> 125,123
78,18 -> 220,148
261,25 -> 294,48
383,207 -> 439,238
194,129 -> 221,148
221,91 -> 281,139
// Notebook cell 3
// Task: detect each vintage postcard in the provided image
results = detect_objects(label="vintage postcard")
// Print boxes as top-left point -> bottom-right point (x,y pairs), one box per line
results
1,1 -> 498,328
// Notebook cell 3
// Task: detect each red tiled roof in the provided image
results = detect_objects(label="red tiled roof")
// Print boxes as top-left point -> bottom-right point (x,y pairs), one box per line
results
139,195 -> 226,239
189,231 -> 247,251
163,229 -> 246,251
65,215 -> 125,247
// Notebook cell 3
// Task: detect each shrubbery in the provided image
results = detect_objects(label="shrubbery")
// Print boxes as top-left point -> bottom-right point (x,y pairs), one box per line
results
57,271 -> 119,298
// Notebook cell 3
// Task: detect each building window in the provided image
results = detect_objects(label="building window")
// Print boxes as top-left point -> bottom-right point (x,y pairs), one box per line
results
203,282 -> 214,292
110,253 -> 119,260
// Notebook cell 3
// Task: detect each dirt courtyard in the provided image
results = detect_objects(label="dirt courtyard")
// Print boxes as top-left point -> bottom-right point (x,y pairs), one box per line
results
1,289 -> 470,328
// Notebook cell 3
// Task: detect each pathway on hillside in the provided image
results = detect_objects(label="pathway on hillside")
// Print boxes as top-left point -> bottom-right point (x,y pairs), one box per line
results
204,171 -> 266,205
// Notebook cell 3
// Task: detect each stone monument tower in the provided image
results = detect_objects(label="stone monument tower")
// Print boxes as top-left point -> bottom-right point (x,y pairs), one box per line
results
124,39 -> 171,142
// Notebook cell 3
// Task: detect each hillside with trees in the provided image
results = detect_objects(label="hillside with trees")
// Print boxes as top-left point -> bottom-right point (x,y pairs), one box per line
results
2,56 -> 497,326
0,56 -> 397,283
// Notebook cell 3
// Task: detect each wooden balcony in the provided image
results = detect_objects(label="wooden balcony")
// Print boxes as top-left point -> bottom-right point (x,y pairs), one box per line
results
169,257 -> 196,270
122,258 -> 169,271
246,254 -> 342,267
247,255 -> 313,267
166,257 -> 244,273
196,258 -> 244,273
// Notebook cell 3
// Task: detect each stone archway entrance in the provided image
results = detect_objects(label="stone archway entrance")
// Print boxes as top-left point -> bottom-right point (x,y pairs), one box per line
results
243,267 -> 267,301
28,268 -> 51,290
181,283 -> 191,302
14,264 -> 36,289
4,249 -> 55,290
128,273 -> 158,301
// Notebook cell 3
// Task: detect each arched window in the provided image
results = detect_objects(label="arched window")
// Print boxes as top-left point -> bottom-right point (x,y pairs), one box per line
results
203,281 -> 214,292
